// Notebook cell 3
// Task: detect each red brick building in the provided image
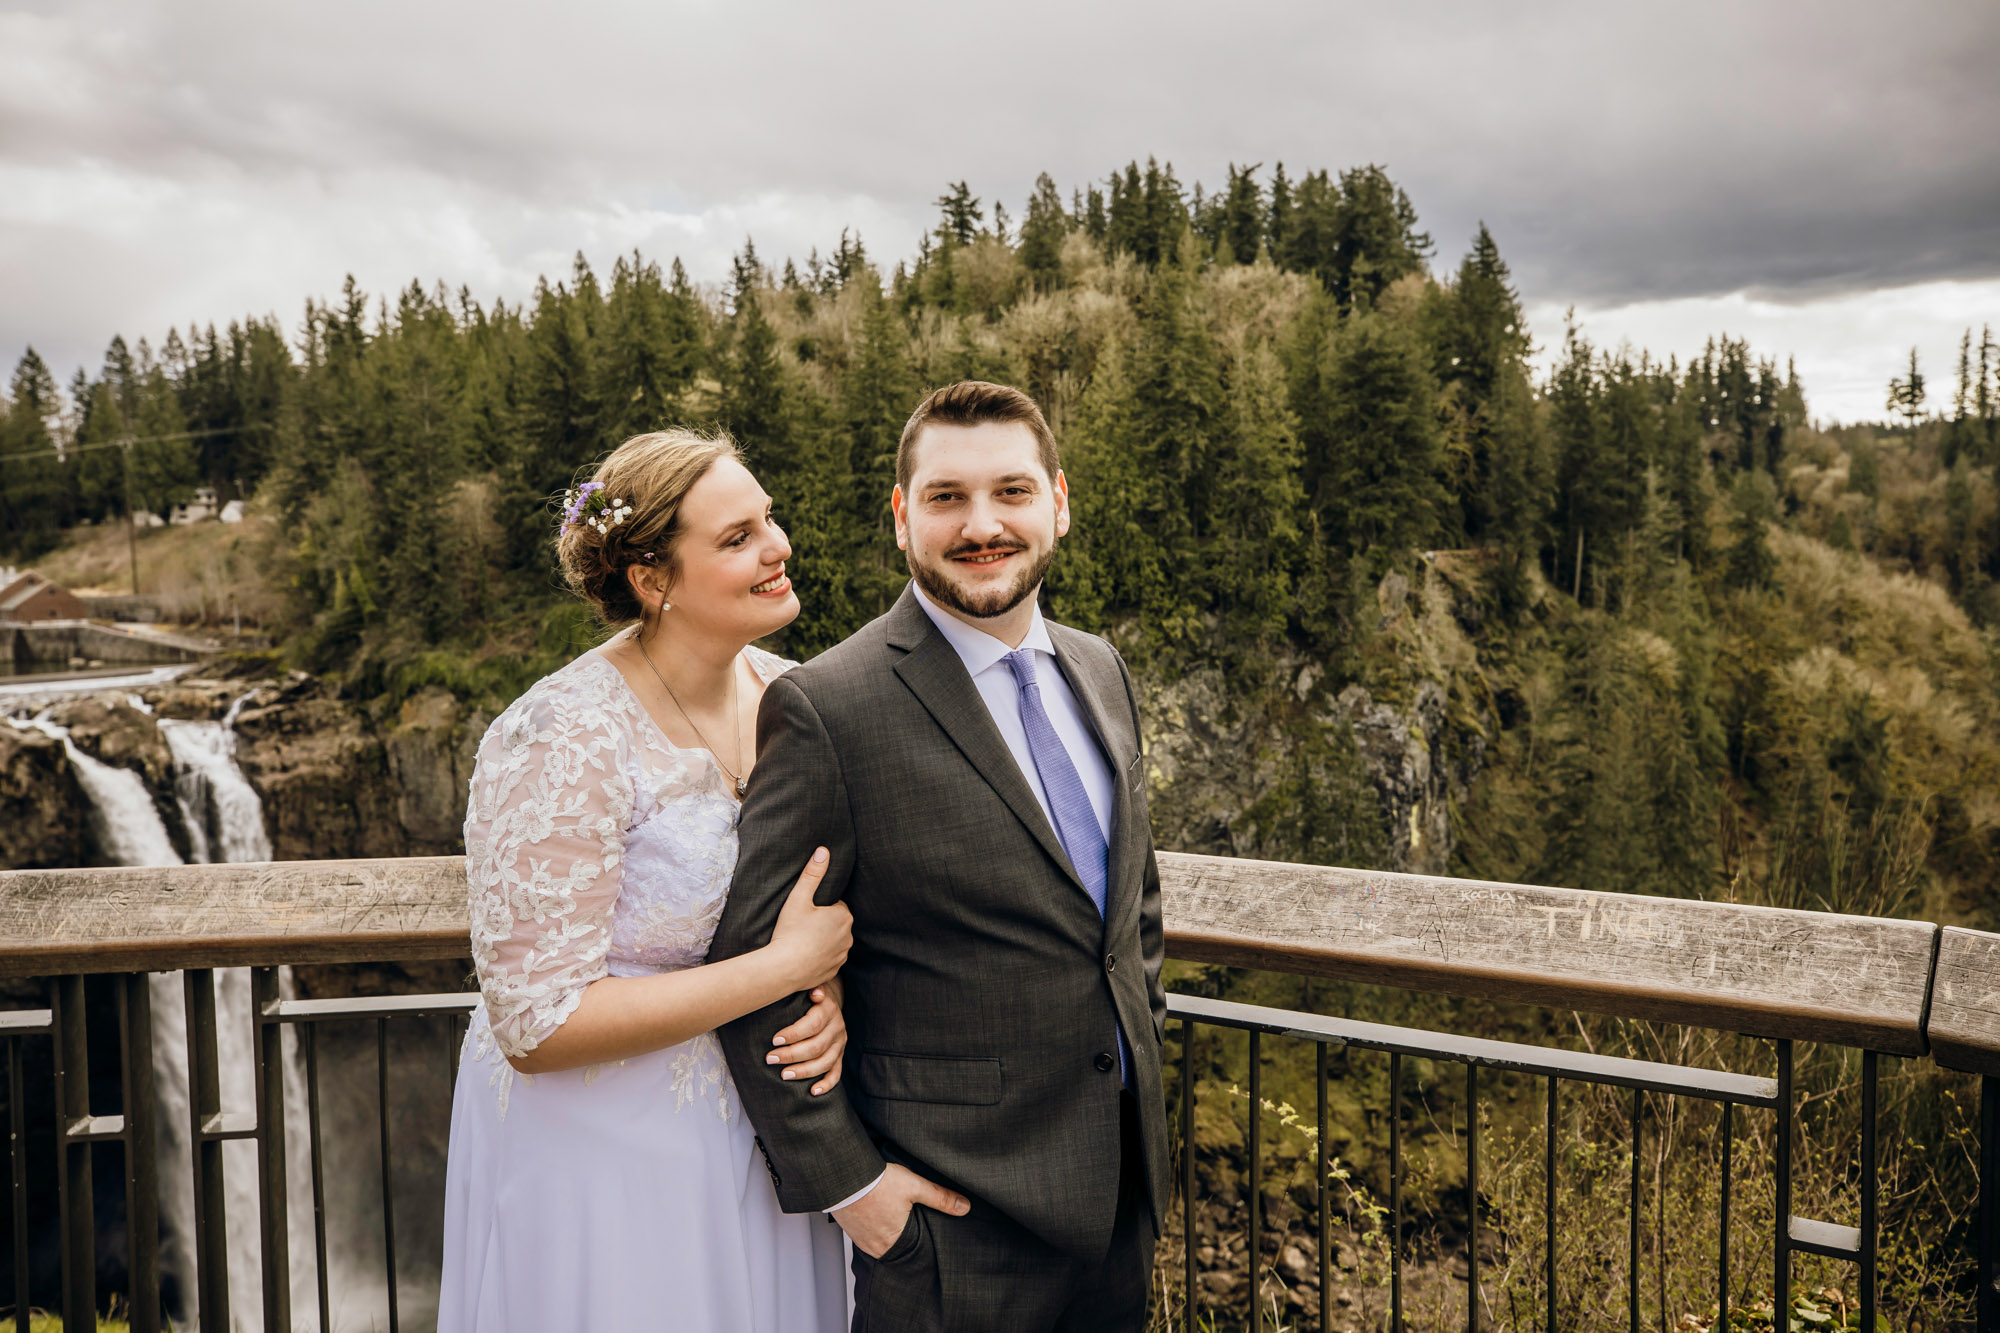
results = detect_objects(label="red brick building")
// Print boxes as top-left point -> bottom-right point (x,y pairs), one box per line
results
0,572 -> 88,623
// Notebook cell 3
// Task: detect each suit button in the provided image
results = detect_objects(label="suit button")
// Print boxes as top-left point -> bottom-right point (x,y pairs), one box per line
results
1105,953 -> 1117,972
1095,1052 -> 1116,1073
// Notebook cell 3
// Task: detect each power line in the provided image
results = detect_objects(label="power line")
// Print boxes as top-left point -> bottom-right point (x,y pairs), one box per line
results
0,421 -> 276,465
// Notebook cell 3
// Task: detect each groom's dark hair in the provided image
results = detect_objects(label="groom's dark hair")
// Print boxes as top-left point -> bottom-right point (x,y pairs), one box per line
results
896,381 -> 1060,491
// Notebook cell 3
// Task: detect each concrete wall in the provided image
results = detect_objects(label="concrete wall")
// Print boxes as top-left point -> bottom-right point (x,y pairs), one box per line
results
0,620 -> 206,671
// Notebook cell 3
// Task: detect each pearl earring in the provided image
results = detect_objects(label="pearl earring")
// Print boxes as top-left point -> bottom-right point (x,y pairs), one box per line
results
661,601 -> 671,612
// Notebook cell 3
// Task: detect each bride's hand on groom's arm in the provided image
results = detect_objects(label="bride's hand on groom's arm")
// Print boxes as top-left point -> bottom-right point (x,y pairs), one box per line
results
832,1164 -> 971,1258
766,848 -> 853,992
767,982 -> 845,1096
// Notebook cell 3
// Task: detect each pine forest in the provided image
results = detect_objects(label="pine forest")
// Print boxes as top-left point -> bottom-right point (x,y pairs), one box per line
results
6,159 -> 2000,1326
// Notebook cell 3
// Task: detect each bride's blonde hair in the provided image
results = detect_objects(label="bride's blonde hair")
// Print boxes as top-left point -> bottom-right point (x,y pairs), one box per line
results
556,429 -> 743,625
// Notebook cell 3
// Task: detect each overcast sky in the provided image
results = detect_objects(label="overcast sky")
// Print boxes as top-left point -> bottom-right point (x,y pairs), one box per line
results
3,0 -> 1996,425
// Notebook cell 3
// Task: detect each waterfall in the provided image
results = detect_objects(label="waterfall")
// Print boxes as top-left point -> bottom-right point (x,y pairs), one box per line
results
26,716 -> 181,867
159,698 -> 273,865
29,699 -> 320,1331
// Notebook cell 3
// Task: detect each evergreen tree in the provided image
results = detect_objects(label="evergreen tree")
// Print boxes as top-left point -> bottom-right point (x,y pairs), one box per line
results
1428,222 -> 1545,573
1330,164 -> 1432,310
1104,162 -> 1143,259
1079,185 -> 1108,245
127,343 -> 198,519
600,251 -> 702,442
718,275 -> 789,479
72,339 -> 140,521
1724,469 -> 1780,591
1979,325 -> 1997,457
1276,170 -> 1339,290
1296,301 -> 1447,577
1947,329 -> 1978,466
1017,173 -> 1071,290
506,268 -> 605,574
375,282 -> 473,639
826,231 -> 869,291
1660,386 -> 1712,567
0,350 -> 70,556
1220,163 -> 1265,267
1266,163 -> 1293,263
1886,347 -> 1926,426
934,182 -> 982,247
1549,321 -> 1609,600
1538,617 -> 1717,896
836,276 -> 917,616
1208,337 -> 1304,654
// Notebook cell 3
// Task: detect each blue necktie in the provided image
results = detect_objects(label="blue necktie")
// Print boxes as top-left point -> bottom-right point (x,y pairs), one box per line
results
1003,649 -> 1128,1083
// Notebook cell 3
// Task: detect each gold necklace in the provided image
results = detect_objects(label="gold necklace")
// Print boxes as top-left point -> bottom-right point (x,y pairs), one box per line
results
638,630 -> 746,797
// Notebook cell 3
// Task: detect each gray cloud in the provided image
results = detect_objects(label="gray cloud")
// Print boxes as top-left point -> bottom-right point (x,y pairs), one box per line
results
3,0 -> 1996,395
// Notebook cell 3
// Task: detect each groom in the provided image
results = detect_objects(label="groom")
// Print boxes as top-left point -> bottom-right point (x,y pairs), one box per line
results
711,381 -> 1168,1331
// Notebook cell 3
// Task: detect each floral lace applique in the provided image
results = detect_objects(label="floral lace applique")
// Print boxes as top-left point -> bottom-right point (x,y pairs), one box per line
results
462,644 -> 791,1119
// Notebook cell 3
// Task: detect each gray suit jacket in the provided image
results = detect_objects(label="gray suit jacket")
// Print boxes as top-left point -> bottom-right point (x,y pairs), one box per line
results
709,585 -> 1169,1259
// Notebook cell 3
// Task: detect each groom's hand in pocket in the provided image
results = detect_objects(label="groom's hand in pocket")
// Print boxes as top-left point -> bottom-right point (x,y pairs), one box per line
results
832,1163 -> 970,1258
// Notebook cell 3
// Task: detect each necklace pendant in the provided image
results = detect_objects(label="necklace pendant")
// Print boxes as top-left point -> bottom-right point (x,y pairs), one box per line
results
735,777 -> 747,797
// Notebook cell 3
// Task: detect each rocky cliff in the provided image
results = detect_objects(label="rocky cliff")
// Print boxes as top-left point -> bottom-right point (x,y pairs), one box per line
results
0,723 -> 86,868
0,673 -> 489,869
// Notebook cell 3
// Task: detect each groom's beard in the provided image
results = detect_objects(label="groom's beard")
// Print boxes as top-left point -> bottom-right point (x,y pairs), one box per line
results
907,538 -> 1057,620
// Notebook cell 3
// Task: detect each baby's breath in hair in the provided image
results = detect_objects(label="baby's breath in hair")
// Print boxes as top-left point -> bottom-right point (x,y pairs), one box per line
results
558,481 -> 635,535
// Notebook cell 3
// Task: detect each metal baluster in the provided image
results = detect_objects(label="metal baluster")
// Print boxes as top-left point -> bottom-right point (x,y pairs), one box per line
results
1630,1086 -> 1642,1333
1981,1076 -> 2000,1333
1983,1076 -> 2000,1333
1181,1019 -> 1195,1333
1860,1051 -> 1878,1330
187,968 -> 230,1333
1318,1041 -> 1330,1333
378,1017 -> 401,1333
8,1033 -> 27,1333
1545,1076 -> 1557,1333
122,974 -> 161,1333
254,967 -> 292,1332
1720,1100 -> 1732,1324
1774,1039 -> 1792,1324
305,1023 -> 331,1333
1391,1050 -> 1403,1333
53,975 -> 92,1333
1467,1062 -> 1479,1333
1248,1029 -> 1261,1333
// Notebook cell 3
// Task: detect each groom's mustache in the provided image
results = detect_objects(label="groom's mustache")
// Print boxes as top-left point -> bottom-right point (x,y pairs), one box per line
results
942,540 -> 1030,561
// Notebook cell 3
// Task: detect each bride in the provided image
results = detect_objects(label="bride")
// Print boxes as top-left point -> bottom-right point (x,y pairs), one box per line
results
439,429 -> 902,1331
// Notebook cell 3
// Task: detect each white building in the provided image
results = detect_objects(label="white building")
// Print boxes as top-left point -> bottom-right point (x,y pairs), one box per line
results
169,487 -> 219,525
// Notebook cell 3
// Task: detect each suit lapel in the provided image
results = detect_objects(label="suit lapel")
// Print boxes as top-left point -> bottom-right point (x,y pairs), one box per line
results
886,592 -> 1086,894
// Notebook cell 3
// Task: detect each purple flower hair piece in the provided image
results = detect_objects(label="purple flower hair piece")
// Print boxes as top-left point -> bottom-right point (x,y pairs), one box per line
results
560,481 -> 604,530
559,481 -> 633,536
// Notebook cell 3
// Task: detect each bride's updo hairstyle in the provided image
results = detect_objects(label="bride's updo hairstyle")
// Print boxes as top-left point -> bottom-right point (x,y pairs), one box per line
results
556,428 -> 743,626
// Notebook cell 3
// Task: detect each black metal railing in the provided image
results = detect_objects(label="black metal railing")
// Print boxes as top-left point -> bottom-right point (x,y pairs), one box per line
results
5,853 -> 2000,1331
7,967 -> 476,1333
4,974 -> 1981,1331
1163,993 -> 1901,1332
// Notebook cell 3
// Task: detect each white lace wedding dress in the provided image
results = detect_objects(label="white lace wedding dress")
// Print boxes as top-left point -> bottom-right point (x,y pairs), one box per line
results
437,641 -> 848,1332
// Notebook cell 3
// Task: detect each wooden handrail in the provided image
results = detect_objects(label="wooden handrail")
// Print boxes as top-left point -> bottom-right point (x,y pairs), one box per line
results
1927,927 -> 2000,1075
0,852 -> 1986,1059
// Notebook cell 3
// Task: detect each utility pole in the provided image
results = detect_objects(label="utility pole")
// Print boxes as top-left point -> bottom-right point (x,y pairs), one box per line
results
121,437 -> 139,596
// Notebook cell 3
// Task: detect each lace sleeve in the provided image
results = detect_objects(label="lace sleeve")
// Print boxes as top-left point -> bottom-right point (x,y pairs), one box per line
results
464,682 -> 635,1061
